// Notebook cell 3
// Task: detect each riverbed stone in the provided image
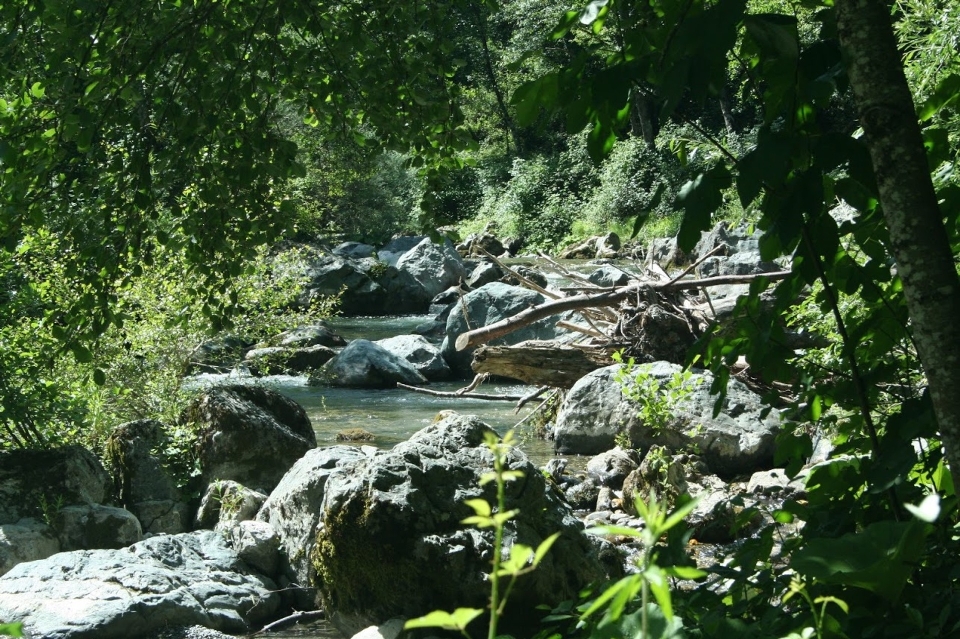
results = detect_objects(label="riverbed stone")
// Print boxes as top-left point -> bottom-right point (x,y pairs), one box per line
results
53,504 -> 142,551
396,237 -> 470,299
0,530 -> 281,638
183,385 -> 317,494
375,334 -> 452,381
195,481 -> 267,530
0,519 -> 60,577
184,335 -> 253,375
553,362 -> 781,477
588,265 -> 633,288
378,235 -> 426,267
244,345 -> 337,376
440,282 -> 566,376
586,447 -> 640,488
466,260 -> 502,289
0,446 -> 110,525
299,254 -> 430,316
229,520 -> 281,578
275,324 -> 347,348
312,414 -> 605,637
257,446 -> 369,609
312,339 -> 428,388
333,242 -> 377,259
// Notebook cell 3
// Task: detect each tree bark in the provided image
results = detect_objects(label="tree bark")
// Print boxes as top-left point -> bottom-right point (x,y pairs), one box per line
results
836,0 -> 960,481
471,341 -> 615,387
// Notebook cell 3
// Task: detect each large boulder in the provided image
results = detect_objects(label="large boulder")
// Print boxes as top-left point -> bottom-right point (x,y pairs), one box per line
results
53,504 -> 142,552
257,446 -> 369,609
440,282 -> 566,376
0,446 -> 110,525
183,385 -> 317,494
0,531 -> 281,638
553,362 -> 781,477
243,345 -> 337,376
274,324 -> 347,349
396,237 -> 470,299
333,242 -> 377,259
0,520 -> 59,577
377,235 -> 426,267
312,414 -> 605,636
312,339 -> 428,388
375,335 -> 452,381
183,335 -> 253,375
299,254 -> 430,316
106,419 -> 188,535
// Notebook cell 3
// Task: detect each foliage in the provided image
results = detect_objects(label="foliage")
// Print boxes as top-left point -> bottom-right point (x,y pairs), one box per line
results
583,493 -> 704,639
613,353 -> 700,436
0,622 -> 22,638
404,429 -> 560,639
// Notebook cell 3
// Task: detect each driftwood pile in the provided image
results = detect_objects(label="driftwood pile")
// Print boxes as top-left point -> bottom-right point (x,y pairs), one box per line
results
399,245 -> 789,404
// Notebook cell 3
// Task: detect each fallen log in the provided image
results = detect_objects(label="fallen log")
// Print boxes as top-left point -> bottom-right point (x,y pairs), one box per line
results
455,270 -> 791,352
471,341 -> 616,388
395,382 -> 525,402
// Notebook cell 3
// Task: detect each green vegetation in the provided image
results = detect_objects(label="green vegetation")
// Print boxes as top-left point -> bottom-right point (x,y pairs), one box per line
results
3,0 -> 960,637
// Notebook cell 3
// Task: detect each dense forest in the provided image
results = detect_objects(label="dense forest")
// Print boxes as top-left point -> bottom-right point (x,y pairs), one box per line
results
3,0 -> 960,637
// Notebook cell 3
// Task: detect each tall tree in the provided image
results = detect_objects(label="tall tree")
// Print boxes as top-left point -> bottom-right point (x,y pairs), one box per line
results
835,0 -> 960,478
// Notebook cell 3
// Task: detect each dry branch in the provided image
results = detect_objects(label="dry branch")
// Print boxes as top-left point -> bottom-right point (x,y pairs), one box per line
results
395,382 -> 524,402
455,270 -> 791,352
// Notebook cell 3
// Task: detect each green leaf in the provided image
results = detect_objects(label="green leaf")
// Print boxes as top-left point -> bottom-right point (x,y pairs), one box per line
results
919,73 -> 960,121
93,368 -> 106,386
790,521 -> 930,602
30,82 -> 45,98
663,565 -> 707,580
404,608 -> 483,631
71,344 -> 94,364
533,532 -> 561,567
675,164 -> 731,251
0,622 -> 23,638
464,498 -> 491,517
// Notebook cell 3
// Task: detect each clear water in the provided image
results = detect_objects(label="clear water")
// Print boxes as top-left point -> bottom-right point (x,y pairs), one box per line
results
188,315 -> 579,637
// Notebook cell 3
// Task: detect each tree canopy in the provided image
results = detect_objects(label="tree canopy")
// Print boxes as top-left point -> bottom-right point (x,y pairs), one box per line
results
4,0 -> 960,635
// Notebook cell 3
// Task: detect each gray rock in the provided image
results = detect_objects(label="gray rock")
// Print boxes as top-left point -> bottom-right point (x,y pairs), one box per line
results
106,420 -> 186,534
0,446 -> 110,525
505,264 -> 549,289
132,500 -> 190,536
596,232 -> 621,259
375,335 -> 452,381
107,420 -> 179,504
396,237 -> 470,299
229,520 -> 281,578
257,446 -> 369,608
244,345 -> 337,376
53,504 -> 142,551
646,237 -> 685,267
313,414 -> 605,636
440,283 -> 565,376
586,448 -> 639,488
0,519 -> 60,577
350,618 -> 406,639
300,254 -> 429,316
588,265 -> 633,288
554,363 -> 781,477
184,335 -> 253,375
466,260 -> 502,289
183,385 -> 317,494
621,446 -> 689,515
746,469 -> 804,496
564,478 -> 601,511
195,481 -> 267,530
333,242 -> 377,259
0,531 -> 280,638
312,339 -> 428,388
275,324 -> 347,348
377,236 -> 427,267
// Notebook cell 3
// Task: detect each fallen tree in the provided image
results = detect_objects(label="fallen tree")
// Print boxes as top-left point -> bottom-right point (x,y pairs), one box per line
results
454,270 -> 792,352
471,340 -> 618,388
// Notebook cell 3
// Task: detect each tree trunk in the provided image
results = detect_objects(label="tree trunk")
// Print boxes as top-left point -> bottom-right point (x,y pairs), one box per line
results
471,342 -> 615,387
836,0 -> 960,481
719,84 -> 737,134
